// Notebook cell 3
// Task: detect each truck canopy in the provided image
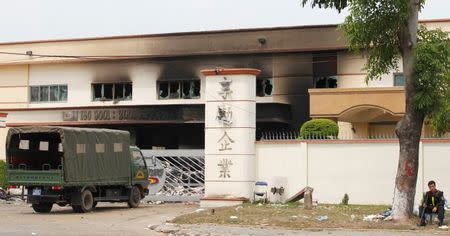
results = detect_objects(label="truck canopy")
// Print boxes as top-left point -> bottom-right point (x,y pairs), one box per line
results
6,126 -> 131,184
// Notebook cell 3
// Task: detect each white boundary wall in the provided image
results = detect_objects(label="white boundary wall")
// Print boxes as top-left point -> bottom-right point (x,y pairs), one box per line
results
256,140 -> 450,205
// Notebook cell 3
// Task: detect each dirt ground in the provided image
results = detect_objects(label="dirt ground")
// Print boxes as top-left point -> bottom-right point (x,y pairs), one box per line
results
0,201 -> 196,236
173,203 -> 449,232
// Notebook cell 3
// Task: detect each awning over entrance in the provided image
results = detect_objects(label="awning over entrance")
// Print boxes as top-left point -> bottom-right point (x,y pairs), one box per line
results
308,87 -> 405,122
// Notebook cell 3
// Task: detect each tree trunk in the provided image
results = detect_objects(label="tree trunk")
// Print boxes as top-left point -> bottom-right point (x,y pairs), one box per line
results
392,0 -> 422,222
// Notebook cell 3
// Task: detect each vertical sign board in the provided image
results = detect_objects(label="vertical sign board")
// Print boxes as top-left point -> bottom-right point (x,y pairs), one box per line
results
0,113 -> 7,128
202,68 -> 260,201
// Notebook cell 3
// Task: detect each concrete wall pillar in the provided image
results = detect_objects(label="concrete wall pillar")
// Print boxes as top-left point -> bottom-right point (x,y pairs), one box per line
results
201,68 -> 260,207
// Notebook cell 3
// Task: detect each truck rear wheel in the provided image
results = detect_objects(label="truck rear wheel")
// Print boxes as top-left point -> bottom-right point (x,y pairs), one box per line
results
127,186 -> 141,208
72,189 -> 94,213
32,203 -> 53,213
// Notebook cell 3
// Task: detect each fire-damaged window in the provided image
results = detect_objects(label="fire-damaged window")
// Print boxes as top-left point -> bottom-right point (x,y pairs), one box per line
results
30,85 -> 68,102
92,83 -> 132,101
314,76 -> 338,88
158,80 -> 200,99
256,78 -> 273,97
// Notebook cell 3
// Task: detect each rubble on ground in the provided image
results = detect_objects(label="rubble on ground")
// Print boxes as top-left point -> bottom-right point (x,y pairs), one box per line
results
363,208 -> 393,222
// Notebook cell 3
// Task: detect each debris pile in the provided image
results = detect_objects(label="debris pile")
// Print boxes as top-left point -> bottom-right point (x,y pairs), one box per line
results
363,208 -> 393,222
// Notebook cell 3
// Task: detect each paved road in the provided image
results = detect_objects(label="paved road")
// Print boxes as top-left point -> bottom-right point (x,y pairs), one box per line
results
0,202 -> 195,236
175,224 -> 450,236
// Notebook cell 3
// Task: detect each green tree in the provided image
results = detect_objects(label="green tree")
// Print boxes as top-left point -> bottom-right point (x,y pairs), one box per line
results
301,0 -> 450,221
0,160 -> 6,189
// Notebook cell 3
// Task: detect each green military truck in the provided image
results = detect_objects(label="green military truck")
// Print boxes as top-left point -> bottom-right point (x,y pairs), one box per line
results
5,126 -> 149,213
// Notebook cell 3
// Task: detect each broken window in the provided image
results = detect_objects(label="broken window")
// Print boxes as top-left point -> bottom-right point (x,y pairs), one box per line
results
30,87 -> 39,102
114,83 -> 124,99
92,83 -> 132,101
40,86 -> 49,102
158,80 -> 201,99
314,76 -> 337,88
169,81 -> 180,99
30,85 -> 68,102
256,78 -> 273,97
50,85 -> 59,101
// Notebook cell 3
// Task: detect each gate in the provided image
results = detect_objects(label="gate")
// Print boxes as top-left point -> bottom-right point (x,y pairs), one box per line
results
142,149 -> 205,202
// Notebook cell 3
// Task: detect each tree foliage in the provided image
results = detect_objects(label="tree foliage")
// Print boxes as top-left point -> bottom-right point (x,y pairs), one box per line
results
0,160 -> 6,189
414,27 -> 450,134
302,0 -> 448,134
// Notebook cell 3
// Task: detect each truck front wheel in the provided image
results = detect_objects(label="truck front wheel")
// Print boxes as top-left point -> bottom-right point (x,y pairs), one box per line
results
127,186 -> 141,208
32,203 -> 53,213
72,189 -> 94,213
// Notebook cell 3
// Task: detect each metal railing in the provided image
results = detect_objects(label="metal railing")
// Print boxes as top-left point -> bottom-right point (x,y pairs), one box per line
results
142,149 -> 205,202
259,130 -> 450,141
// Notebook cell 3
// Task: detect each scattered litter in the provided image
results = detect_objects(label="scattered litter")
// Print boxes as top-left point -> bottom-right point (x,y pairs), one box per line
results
383,215 -> 393,221
312,199 -> 318,207
383,208 -> 392,217
147,201 -> 163,205
438,225 -> 449,230
257,203 -> 263,207
270,204 -> 288,208
229,216 -> 238,220
194,208 -> 205,213
316,215 -> 328,221
235,206 -> 243,211
302,216 -> 310,219
363,214 -> 384,222
31,233 -> 37,235
184,201 -> 197,205
152,223 -> 180,234
290,215 -> 298,218
350,214 -> 356,220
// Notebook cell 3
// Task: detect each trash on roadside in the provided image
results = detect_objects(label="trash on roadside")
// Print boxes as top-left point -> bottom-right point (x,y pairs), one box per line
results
316,215 -> 328,221
382,208 -> 392,217
383,215 -> 393,221
194,208 -> 205,213
438,225 -> 449,230
363,214 -> 384,222
230,216 -> 238,220
235,206 -> 243,211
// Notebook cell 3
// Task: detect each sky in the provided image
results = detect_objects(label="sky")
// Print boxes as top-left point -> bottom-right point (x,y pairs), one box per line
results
0,0 -> 449,43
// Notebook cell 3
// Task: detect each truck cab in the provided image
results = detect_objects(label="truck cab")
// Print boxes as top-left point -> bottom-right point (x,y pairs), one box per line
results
5,126 -> 149,213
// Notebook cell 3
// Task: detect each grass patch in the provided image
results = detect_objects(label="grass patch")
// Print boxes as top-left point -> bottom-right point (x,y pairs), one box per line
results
172,203 -> 448,231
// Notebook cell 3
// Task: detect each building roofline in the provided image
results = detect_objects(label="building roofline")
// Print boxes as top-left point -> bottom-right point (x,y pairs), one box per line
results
1,18 -> 448,46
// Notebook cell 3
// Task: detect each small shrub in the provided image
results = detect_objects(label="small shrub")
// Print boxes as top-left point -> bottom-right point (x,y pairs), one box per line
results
300,119 -> 339,139
0,160 -> 6,189
341,193 -> 349,205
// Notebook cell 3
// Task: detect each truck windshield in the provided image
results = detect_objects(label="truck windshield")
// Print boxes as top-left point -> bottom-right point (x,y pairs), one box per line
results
8,132 -> 63,170
132,150 -> 146,168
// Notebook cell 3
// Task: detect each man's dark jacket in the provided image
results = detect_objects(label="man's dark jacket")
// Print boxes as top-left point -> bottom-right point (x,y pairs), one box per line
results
422,190 -> 445,208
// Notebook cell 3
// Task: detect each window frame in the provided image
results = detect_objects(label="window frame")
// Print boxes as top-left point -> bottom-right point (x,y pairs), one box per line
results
157,79 -> 201,100
256,78 -> 274,97
91,82 -> 133,101
393,73 -> 405,87
30,84 -> 68,103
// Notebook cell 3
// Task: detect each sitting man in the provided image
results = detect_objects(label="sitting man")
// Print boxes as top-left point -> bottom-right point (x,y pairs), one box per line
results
419,180 -> 446,226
